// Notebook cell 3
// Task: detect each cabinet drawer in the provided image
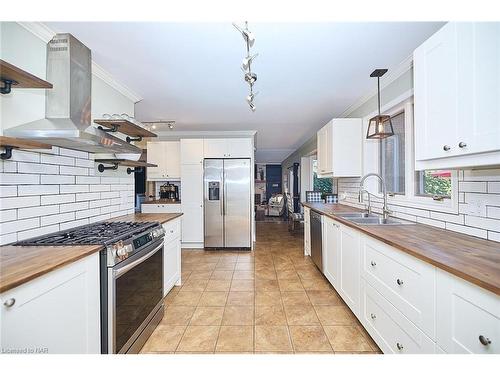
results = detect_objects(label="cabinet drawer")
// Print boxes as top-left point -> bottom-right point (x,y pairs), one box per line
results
437,270 -> 500,354
361,281 -> 435,354
163,219 -> 181,244
361,236 -> 436,338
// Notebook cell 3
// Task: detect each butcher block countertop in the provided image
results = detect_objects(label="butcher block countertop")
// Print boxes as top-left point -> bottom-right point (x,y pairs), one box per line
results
303,202 -> 500,296
0,213 -> 183,293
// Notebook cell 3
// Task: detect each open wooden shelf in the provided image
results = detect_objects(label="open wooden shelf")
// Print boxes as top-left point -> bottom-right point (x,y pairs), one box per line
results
93,119 -> 157,139
95,158 -> 157,174
0,136 -> 52,160
1,59 -> 53,94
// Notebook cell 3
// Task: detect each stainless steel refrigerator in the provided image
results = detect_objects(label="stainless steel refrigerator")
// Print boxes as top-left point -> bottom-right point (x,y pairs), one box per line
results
204,159 -> 251,249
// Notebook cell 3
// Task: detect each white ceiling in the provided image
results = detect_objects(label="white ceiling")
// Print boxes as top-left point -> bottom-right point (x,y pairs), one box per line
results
46,22 -> 443,163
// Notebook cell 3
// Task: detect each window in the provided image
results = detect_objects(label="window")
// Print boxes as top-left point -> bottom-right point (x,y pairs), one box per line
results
379,111 -> 405,194
312,159 -> 333,195
416,170 -> 452,197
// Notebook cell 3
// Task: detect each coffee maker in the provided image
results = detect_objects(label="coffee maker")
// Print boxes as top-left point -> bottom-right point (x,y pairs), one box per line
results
160,183 -> 179,202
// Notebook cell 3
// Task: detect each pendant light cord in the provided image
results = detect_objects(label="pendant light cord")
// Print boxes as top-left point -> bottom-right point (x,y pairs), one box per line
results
377,77 -> 381,116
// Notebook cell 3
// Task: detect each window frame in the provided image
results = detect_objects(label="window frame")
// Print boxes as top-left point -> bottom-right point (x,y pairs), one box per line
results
363,96 -> 458,214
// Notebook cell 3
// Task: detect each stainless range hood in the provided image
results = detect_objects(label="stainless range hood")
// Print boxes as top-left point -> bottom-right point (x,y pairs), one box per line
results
5,33 -> 141,155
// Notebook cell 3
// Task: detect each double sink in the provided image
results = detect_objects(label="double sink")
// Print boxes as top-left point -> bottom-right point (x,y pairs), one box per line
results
336,212 -> 415,226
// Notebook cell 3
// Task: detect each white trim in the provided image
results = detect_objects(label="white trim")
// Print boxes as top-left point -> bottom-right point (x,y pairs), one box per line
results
91,62 -> 142,103
16,22 -> 143,103
340,55 -> 414,118
17,22 -> 55,42
155,130 -> 257,139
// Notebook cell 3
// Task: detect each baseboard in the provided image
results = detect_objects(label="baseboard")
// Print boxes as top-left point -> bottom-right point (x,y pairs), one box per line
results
181,242 -> 204,249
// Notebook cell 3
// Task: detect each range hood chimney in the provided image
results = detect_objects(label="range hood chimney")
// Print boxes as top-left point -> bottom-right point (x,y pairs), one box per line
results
5,33 -> 141,155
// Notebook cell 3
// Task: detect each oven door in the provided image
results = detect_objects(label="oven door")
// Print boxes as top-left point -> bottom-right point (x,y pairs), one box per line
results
108,239 -> 164,354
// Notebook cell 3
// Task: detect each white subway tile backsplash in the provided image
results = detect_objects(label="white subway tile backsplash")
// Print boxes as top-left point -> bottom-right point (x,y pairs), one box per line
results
89,199 -> 110,208
488,231 -> 500,242
445,222 -> 488,239
75,208 -> 101,220
0,196 -> 40,210
75,158 -> 95,168
0,173 -> 40,185
0,186 -> 17,198
465,216 -> 500,232
59,184 -> 90,193
18,184 -> 59,196
487,206 -> 500,220
101,191 -> 120,199
41,212 -> 76,226
0,217 -> 40,235
90,184 -> 110,192
18,162 -> 59,175
459,181 -> 488,193
10,149 -> 40,163
17,224 -> 60,241
40,175 -> 75,185
89,213 -> 111,223
18,205 -> 59,219
76,176 -> 100,184
59,201 -> 89,213
59,148 -> 88,159
2,161 -> 17,172
41,154 -> 75,166
489,182 -> 500,194
60,219 -> 89,230
0,209 -> 17,223
101,177 -> 120,184
59,165 -> 89,176
463,168 -> 500,182
416,216 -> 446,229
0,232 -> 17,245
430,211 -> 465,225
75,192 -> 101,202
41,194 -> 75,205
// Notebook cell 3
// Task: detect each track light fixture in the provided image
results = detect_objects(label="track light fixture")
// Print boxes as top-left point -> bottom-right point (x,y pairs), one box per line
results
233,21 -> 259,112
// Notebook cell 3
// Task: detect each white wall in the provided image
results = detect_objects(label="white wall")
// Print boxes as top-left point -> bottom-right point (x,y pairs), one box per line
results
0,22 -> 137,245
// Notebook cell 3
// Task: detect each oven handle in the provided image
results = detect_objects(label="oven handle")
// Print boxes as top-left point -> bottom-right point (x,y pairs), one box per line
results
113,240 -> 164,279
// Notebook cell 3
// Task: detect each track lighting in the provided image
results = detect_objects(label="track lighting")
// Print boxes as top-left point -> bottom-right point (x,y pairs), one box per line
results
233,21 -> 259,112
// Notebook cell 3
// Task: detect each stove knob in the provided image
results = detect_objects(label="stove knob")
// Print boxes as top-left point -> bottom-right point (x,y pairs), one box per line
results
116,247 -> 128,257
124,244 -> 133,253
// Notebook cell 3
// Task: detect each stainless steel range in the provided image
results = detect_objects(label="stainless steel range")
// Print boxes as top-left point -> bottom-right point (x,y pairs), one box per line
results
17,221 -> 166,354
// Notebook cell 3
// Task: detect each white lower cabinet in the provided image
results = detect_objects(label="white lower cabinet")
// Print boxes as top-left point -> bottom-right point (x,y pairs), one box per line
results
163,219 -> 181,295
162,219 -> 182,296
141,203 -> 182,214
322,216 -> 340,290
338,223 -> 361,317
361,280 -> 436,354
436,269 -> 500,354
361,236 -> 436,339
0,254 -> 100,354
304,207 -> 311,256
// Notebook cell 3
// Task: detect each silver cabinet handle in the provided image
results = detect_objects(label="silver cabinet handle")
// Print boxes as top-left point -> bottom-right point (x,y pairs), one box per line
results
479,335 -> 491,346
458,142 -> 467,148
443,145 -> 451,151
3,298 -> 15,307
370,313 -> 376,319
370,261 -> 376,267
396,342 -> 404,351
396,278 -> 404,286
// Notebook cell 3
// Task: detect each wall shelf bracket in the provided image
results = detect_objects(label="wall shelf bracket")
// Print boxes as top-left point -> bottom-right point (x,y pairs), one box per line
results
0,146 -> 14,160
97,124 -> 119,133
126,136 -> 143,143
127,167 -> 143,174
98,163 -> 119,173
0,79 -> 17,95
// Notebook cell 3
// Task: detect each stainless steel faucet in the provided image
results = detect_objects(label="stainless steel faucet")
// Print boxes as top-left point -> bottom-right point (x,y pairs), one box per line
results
358,188 -> 372,216
359,173 -> 392,220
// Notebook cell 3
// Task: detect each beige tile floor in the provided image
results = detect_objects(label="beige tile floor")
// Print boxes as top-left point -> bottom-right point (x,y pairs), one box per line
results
140,222 -> 382,354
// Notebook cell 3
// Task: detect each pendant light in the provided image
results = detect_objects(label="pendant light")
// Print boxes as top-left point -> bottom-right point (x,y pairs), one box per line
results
366,69 -> 394,139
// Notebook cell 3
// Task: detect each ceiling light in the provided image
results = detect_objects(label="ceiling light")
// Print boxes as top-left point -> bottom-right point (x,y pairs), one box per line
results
244,72 -> 257,84
366,69 -> 394,139
242,53 -> 258,71
249,102 -> 256,112
233,23 -> 255,48
246,92 -> 258,104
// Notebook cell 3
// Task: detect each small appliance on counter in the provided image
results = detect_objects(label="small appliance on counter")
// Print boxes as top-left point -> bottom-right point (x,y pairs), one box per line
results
159,183 -> 179,202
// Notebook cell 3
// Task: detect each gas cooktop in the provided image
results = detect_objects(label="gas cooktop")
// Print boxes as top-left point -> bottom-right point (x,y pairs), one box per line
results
16,221 -> 159,246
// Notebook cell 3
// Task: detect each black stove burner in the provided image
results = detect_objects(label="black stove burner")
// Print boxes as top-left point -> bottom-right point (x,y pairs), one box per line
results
16,221 -> 159,246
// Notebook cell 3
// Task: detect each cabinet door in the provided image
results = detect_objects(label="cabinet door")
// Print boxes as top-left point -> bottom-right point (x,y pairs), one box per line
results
181,139 -> 204,165
304,207 -> 311,256
164,141 -> 180,179
458,23 -> 500,155
436,269 -> 500,354
0,254 -> 100,354
181,164 -> 204,243
331,118 -> 362,177
414,23 -> 458,161
338,223 -> 361,316
204,139 -> 228,158
316,126 -> 327,174
323,217 -> 340,289
228,138 -> 253,158
162,234 -> 181,296
147,142 -> 166,179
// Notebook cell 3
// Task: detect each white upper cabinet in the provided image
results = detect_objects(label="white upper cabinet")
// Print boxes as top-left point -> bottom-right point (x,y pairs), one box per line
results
414,22 -> 500,169
316,118 -> 362,177
180,139 -> 204,165
147,141 -> 181,180
203,138 -> 253,158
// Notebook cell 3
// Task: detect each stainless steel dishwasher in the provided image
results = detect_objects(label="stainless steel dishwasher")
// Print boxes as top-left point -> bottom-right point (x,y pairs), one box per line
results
310,210 -> 323,272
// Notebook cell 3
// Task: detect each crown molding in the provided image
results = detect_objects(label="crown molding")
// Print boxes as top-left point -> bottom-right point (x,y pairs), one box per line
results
18,22 -> 55,42
16,22 -> 143,103
339,54 -> 414,118
154,130 -> 257,139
